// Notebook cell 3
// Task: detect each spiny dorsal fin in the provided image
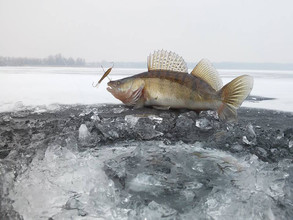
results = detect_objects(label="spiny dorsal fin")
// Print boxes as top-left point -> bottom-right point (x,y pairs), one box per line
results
147,50 -> 188,73
191,58 -> 223,91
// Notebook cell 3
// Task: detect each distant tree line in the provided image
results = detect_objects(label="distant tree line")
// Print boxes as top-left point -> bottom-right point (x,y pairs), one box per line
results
0,54 -> 86,66
1,54 -> 293,70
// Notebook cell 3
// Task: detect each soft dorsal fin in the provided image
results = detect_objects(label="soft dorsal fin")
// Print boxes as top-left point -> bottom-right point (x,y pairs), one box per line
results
191,58 -> 223,91
147,50 -> 188,73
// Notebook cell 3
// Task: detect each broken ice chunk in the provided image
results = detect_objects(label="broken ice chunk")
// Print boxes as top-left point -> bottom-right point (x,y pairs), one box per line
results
247,123 -> 256,137
289,140 -> 293,149
137,125 -> 163,140
148,115 -> 163,123
128,201 -> 177,219
113,107 -> 125,114
33,106 -> 47,114
196,118 -> 212,130
78,124 -> 90,140
125,115 -> 140,128
129,173 -> 163,196
242,136 -> 252,145
2,115 -> 12,122
90,114 -> 100,121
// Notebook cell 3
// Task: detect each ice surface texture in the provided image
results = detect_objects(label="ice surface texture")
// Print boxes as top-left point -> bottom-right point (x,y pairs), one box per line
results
105,142 -> 293,219
5,141 -> 293,219
10,143 -> 133,219
0,104 -> 293,219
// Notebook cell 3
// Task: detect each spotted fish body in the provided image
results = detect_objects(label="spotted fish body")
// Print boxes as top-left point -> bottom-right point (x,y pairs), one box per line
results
107,50 -> 253,121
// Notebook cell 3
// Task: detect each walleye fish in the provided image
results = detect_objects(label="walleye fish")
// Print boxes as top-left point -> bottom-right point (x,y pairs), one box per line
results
106,50 -> 253,121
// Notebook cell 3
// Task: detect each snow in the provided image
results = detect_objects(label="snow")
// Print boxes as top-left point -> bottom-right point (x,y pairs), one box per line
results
0,67 -> 142,112
0,66 -> 293,112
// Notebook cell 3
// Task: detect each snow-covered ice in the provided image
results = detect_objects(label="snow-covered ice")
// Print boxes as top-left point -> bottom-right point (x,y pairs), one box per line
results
0,66 -> 293,112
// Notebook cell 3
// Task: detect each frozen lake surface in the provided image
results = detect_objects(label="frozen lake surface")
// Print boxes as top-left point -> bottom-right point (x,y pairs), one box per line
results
0,66 -> 293,112
0,67 -> 293,219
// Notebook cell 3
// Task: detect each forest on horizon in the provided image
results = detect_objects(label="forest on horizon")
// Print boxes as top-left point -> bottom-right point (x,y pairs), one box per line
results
1,54 -> 293,70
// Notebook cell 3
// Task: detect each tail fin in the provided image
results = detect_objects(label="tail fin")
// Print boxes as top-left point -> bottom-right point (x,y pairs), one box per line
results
218,75 -> 253,121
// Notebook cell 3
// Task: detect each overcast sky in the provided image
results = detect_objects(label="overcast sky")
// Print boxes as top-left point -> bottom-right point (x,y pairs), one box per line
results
1,0 -> 293,63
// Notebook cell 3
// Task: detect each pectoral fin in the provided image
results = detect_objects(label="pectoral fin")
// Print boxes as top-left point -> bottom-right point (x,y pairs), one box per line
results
123,84 -> 145,106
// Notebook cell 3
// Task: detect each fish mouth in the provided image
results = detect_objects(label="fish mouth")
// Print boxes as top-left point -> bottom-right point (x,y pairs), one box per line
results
107,82 -> 122,93
107,86 -> 114,93
107,85 -> 120,94
107,82 -> 115,93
